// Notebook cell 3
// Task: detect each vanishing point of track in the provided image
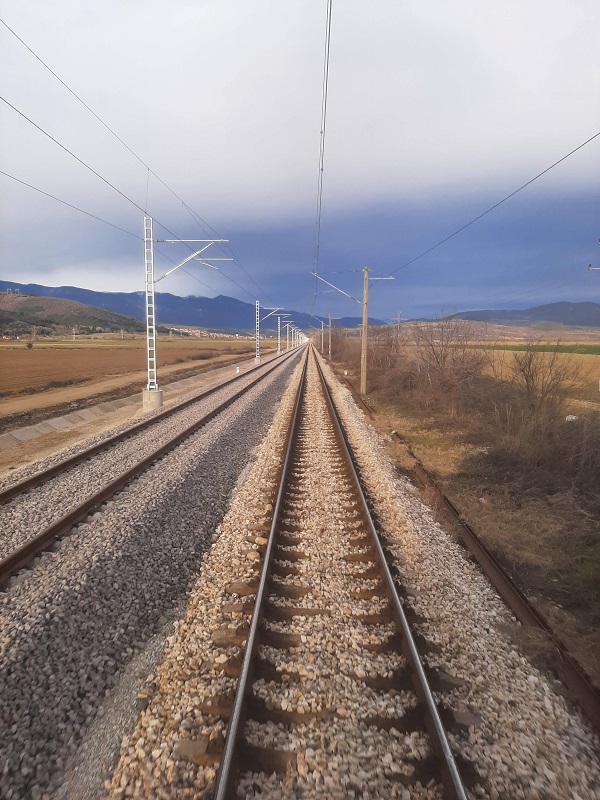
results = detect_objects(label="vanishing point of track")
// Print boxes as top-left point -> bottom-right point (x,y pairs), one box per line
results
211,348 -> 469,799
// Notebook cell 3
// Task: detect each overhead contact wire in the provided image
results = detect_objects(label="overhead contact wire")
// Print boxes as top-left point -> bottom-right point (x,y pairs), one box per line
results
0,17 -> 270,305
311,0 -> 333,312
388,129 -> 600,276
0,95 -> 236,287
0,170 -> 140,238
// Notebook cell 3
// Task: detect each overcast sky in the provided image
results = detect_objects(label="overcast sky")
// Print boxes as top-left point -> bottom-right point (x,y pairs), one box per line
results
1,0 -> 599,321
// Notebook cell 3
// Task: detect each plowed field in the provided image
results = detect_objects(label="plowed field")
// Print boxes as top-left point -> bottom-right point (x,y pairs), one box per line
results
0,339 -> 255,395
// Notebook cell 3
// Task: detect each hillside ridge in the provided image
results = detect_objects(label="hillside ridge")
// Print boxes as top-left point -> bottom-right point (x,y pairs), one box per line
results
0,292 -> 146,337
448,301 -> 600,327
0,281 -> 384,330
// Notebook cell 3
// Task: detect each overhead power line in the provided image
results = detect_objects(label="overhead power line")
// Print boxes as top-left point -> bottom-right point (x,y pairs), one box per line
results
0,16 -> 271,304
181,202 -> 275,304
388,129 -> 600,276
0,170 -> 140,238
311,0 -> 333,311
0,95 -> 259,301
0,170 -> 223,296
0,96 -> 145,213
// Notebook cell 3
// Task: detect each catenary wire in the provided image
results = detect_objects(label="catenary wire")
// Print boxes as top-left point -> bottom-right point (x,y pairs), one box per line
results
318,129 -> 600,320
0,94 -> 253,300
311,0 -> 333,312
386,129 -> 600,277
154,247 -> 219,295
0,170 -> 141,238
0,167 -> 222,299
0,96 -> 147,214
0,17 -> 272,305
0,169 -> 222,303
181,203 -> 275,305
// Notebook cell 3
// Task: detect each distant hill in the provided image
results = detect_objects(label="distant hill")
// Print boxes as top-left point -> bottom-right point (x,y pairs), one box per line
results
448,302 -> 600,328
0,292 -> 146,337
0,281 -> 384,330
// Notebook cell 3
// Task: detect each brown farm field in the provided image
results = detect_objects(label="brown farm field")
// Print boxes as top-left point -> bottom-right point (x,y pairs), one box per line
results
0,336 -> 260,396
482,348 -> 600,404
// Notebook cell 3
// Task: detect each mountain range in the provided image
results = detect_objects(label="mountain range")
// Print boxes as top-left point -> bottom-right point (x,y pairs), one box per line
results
447,301 -> 600,328
0,281 -> 382,331
1,281 -> 598,330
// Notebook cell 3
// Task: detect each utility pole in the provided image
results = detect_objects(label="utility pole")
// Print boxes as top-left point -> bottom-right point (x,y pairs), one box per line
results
312,268 -> 393,395
260,308 -> 288,357
360,268 -> 370,396
273,313 -> 289,354
144,215 -> 158,399
284,321 -> 294,351
328,312 -> 332,360
321,320 -> 324,353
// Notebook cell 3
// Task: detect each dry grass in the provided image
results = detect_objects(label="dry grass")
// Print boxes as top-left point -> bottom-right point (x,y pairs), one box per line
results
385,403 -> 600,686
332,331 -> 600,688
481,348 -> 599,405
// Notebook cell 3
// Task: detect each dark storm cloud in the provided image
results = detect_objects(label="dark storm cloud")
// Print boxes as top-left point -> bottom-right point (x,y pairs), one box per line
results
1,0 -> 599,319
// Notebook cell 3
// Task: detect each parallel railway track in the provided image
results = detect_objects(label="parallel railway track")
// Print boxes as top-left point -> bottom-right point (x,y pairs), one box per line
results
0,349 -> 299,588
211,349 -> 470,799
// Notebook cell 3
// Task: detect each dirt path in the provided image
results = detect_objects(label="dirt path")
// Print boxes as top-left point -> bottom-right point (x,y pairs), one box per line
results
1,352 -> 254,417
0,351 -> 279,477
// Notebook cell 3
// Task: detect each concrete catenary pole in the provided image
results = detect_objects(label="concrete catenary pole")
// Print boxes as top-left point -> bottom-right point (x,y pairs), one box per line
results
360,267 -> 370,395
328,313 -> 332,360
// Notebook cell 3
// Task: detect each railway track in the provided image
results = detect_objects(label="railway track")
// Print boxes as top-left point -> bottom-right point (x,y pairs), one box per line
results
211,350 -> 470,799
337,374 -> 600,735
105,346 -> 600,799
0,349 -> 299,589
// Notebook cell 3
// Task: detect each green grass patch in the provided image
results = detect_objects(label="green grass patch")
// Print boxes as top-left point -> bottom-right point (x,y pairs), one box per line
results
470,344 -> 600,355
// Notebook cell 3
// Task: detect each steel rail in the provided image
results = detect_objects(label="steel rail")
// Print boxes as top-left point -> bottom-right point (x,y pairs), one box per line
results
313,352 -> 468,800
0,350 -> 296,506
213,350 -> 309,800
335,365 -> 600,735
0,350 -> 301,589
214,347 -> 467,800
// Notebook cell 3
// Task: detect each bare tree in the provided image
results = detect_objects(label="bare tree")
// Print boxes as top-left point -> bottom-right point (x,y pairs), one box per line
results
411,316 -> 485,388
510,340 -> 586,433
370,325 -> 406,372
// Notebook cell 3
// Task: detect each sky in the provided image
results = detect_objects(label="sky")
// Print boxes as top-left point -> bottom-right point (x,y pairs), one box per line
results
1,0 -> 599,322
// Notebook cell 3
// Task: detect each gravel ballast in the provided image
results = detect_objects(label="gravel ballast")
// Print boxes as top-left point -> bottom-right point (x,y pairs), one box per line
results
105,347 -> 600,799
316,354 -> 600,799
0,352 -> 300,800
0,354 -> 295,561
